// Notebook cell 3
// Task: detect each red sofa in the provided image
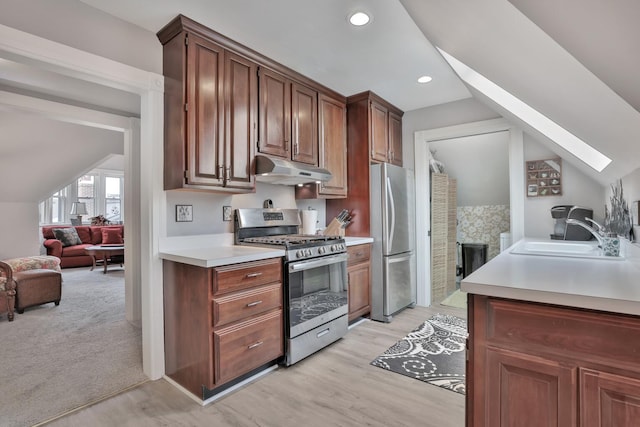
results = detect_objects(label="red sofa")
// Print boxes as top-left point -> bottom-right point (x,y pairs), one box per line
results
42,225 -> 124,268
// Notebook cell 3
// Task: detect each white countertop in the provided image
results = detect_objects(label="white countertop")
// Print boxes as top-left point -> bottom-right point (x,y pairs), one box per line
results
159,233 -> 284,268
344,236 -> 374,246
158,233 -> 372,268
159,246 -> 285,268
461,238 -> 640,316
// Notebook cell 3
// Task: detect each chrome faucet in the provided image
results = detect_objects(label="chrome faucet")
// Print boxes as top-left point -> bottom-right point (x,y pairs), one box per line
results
566,218 -> 604,246
565,217 -> 620,256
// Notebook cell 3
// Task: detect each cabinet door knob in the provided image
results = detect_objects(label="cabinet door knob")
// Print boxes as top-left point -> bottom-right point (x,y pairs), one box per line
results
218,165 -> 224,181
225,166 -> 231,181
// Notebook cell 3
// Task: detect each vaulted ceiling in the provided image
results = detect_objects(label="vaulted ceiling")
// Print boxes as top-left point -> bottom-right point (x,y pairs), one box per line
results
1,0 -> 639,204
401,0 -> 640,186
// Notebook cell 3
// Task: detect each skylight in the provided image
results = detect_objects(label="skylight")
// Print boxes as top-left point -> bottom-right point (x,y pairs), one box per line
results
437,48 -> 612,172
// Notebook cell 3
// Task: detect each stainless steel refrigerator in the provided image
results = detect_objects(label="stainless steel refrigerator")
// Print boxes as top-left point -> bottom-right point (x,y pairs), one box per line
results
370,163 -> 416,322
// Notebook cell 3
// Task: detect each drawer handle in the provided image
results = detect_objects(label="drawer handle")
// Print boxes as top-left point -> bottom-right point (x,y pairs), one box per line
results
316,328 -> 330,338
355,252 -> 363,257
246,300 -> 263,307
248,341 -> 264,349
245,272 -> 263,278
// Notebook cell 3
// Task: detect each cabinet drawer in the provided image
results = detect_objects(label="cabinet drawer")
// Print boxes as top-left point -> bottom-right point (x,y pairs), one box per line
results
347,244 -> 370,266
483,297 -> 640,366
213,310 -> 283,385
213,258 -> 282,295
213,283 -> 282,328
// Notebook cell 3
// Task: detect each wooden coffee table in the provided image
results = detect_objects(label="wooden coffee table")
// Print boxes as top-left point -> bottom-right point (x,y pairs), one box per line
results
85,245 -> 124,274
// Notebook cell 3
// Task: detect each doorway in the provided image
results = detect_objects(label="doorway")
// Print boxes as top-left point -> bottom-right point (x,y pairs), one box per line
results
414,118 -> 525,307
0,24 -> 165,379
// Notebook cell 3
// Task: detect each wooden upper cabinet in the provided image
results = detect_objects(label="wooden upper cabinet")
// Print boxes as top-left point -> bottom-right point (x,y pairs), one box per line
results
258,68 -> 291,159
158,15 -> 346,193
318,94 -> 347,197
259,69 -> 319,166
370,100 -> 389,163
291,82 -> 318,165
389,111 -> 403,166
223,51 -> 257,190
158,19 -> 257,192
185,34 -> 225,186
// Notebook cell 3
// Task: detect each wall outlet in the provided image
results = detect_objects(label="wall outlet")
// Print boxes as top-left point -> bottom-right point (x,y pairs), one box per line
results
223,205 -> 232,221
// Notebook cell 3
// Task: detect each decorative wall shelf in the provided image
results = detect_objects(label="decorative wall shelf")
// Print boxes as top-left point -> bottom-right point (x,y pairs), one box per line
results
526,158 -> 562,197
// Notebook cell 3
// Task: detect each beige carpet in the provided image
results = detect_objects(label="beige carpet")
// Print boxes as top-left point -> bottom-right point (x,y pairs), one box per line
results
440,289 -> 467,310
0,267 -> 147,427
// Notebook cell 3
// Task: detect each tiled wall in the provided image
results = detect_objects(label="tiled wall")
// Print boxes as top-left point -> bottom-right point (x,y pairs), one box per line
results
457,205 -> 510,261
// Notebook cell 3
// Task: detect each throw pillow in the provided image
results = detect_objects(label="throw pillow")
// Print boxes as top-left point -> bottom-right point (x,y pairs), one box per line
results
101,228 -> 123,245
53,228 -> 83,247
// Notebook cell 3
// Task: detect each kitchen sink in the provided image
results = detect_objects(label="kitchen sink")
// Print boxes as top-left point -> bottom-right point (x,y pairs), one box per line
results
510,239 -> 625,260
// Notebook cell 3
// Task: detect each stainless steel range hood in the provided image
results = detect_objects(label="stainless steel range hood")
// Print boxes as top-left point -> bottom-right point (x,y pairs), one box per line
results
254,154 -> 332,186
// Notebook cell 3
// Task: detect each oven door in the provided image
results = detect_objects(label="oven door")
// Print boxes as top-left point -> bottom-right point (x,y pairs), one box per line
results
286,253 -> 348,338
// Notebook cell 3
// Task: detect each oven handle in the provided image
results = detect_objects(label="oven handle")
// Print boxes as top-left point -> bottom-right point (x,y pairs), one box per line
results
288,253 -> 348,272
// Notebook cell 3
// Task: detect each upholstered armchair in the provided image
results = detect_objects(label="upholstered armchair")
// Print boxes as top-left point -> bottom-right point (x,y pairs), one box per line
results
0,261 -> 17,321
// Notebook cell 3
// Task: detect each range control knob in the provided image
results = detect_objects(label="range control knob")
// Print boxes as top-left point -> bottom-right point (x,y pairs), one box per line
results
296,250 -> 304,258
318,247 -> 326,255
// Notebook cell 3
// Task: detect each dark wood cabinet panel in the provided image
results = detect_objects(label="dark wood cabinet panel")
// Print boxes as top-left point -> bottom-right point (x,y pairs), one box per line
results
295,93 -> 347,199
389,111 -> 403,166
224,50 -> 257,190
258,68 -> 290,159
486,348 -> 577,427
291,82 -> 318,165
163,258 -> 283,399
214,257 -> 282,295
581,368 -> 640,427
326,91 -> 403,236
159,25 -> 257,192
347,244 -> 371,321
212,282 -> 282,328
467,294 -> 640,427
370,100 -> 389,163
159,15 -> 348,194
186,34 -> 224,186
318,94 -> 347,197
213,310 -> 283,385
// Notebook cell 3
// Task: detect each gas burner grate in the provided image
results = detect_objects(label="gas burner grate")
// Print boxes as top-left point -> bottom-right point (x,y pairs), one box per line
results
242,234 -> 341,246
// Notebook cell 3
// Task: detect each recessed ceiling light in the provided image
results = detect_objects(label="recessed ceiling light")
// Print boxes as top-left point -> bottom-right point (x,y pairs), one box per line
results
349,12 -> 370,26
418,75 -> 433,84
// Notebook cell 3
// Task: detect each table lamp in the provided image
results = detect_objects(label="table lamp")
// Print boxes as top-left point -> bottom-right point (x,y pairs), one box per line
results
70,202 -> 88,224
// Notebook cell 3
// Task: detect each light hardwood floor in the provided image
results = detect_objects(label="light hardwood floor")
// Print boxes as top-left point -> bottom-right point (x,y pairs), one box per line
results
47,304 -> 466,427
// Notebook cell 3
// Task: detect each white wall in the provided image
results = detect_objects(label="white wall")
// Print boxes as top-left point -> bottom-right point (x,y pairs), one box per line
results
402,97 -> 500,168
165,183 -> 327,236
0,0 -> 161,74
429,130 -> 510,206
524,134 -> 605,238
0,202 -> 40,259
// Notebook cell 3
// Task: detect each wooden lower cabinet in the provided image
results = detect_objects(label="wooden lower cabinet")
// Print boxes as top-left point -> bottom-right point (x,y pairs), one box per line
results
485,348 -> 577,426
347,244 -> 371,321
468,294 -> 640,427
163,257 -> 283,399
581,369 -> 640,427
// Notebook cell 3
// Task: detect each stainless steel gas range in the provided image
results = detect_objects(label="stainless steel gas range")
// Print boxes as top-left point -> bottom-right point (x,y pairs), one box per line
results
235,208 -> 348,366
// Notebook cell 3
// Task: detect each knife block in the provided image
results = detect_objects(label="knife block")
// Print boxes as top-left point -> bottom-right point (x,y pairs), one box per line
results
324,218 -> 345,236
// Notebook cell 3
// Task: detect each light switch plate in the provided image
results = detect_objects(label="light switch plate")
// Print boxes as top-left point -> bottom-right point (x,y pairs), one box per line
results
223,205 -> 232,221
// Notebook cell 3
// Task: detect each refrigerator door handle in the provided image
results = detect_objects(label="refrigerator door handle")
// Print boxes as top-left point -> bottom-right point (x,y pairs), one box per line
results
386,176 -> 396,250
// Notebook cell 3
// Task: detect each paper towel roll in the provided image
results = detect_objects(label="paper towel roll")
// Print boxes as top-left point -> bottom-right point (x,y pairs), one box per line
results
499,232 -> 511,252
301,210 -> 318,235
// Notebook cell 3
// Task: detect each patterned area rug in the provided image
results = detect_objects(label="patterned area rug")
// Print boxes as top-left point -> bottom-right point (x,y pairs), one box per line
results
371,313 -> 468,394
